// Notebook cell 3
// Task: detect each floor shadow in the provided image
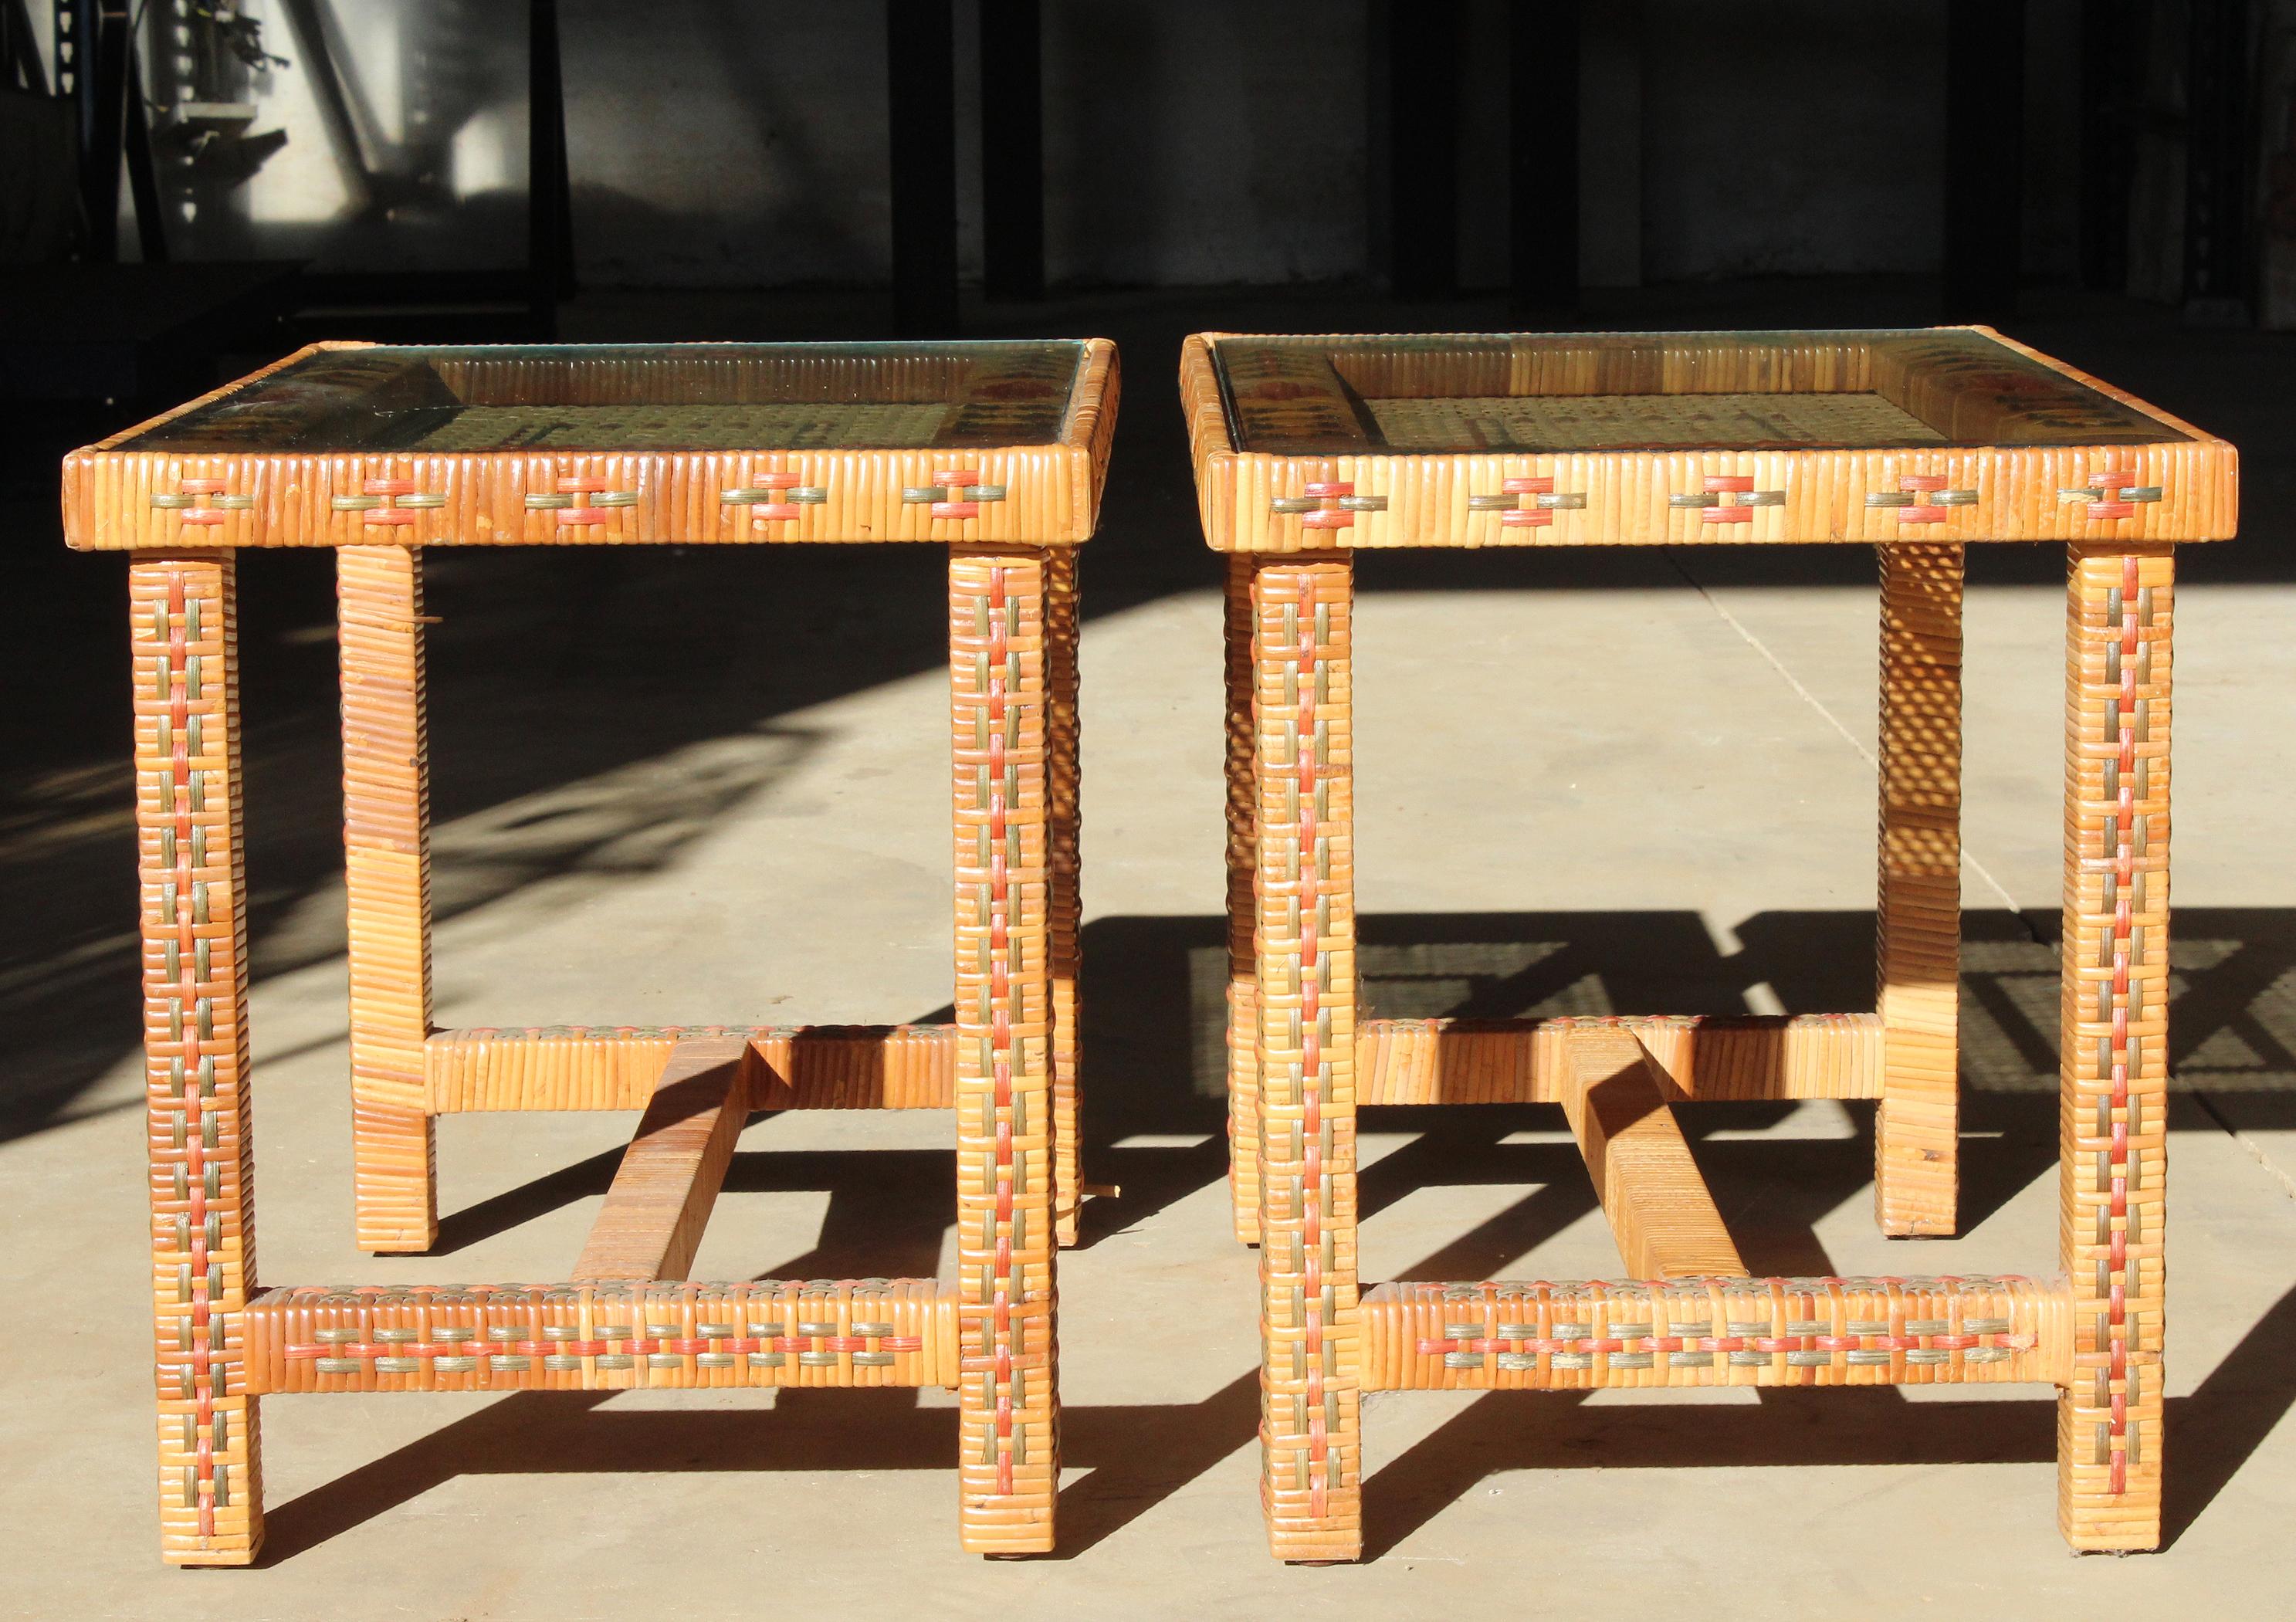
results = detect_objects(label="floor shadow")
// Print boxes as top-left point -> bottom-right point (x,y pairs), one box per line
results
431,1145 -> 623,1255
421,906 -> 2296,1259
1361,1385 -> 2056,1559
259,1370 -> 1266,1564
2162,1278 -> 2296,1548
1364,1271 -> 2296,1559
137,901 -> 2296,1561
253,1263 -> 2296,1566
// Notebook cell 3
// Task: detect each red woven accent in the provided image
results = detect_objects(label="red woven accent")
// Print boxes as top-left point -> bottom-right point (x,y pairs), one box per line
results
2087,501 -> 2135,521
931,500 -> 981,520
1416,1330 -> 2035,1356
363,478 -> 418,496
178,510 -> 231,527
1501,476 -> 1554,495
1302,480 -> 1353,498
1702,474 -> 1756,493
1499,508 -> 1554,528
178,477 -> 229,494
160,570 -> 217,1539
557,475 -> 615,493
1701,506 -> 1756,524
1291,573 -> 1331,1520
1897,505 -> 1948,524
936,469 -> 981,487
986,565 -> 1017,1500
1302,509 -> 1355,530
361,509 -> 421,527
2089,468 -> 2137,489
1898,473 -> 1949,492
556,508 -> 613,526
750,472 -> 804,489
286,1333 -> 924,1361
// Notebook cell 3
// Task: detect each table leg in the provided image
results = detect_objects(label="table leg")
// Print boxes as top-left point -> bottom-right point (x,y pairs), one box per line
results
1252,554 -> 1363,1561
2057,543 -> 2170,1550
1225,553 -> 1263,1244
1875,540 -> 1963,1235
340,544 -> 438,1252
134,554 -> 263,1563
1045,545 -> 1082,1248
950,547 -> 1058,1553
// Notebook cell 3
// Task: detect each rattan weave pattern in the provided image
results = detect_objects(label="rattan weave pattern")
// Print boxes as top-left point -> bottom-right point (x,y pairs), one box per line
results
340,545 -> 436,1251
1366,391 -> 1947,451
1224,555 -> 1264,1242
93,339 -> 1115,1565
1250,557 -> 1363,1560
246,1279 -> 957,1393
406,401 -> 957,452
135,555 -> 261,1563
1363,1276 -> 2063,1390
1181,330 -> 2236,549
1192,330 -> 2223,1562
424,1024 -> 958,1112
63,340 -> 1118,549
1045,547 -> 1085,1244
949,550 -> 1060,1549
2058,546 -> 2171,1549
1875,542 -> 1964,1235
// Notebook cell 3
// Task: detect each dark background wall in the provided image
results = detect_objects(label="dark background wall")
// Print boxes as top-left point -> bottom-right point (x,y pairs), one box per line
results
31,0 -> 2108,290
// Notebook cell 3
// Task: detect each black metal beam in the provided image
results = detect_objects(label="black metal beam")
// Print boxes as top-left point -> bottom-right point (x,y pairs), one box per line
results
888,0 -> 960,334
78,0 -> 127,261
1386,1 -> 1460,299
980,0 -> 1043,301
279,0 -> 377,216
57,0 -> 96,185
122,32 -> 165,262
1942,0 -> 2025,323
2078,0 -> 2135,292
1509,0 -> 1579,313
2183,0 -> 2250,316
528,0 -> 572,337
3,0 -> 46,93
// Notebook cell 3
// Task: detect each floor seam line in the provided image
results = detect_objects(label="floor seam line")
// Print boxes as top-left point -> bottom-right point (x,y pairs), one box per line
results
1662,549 -> 2026,919
2190,1088 -> 2296,1200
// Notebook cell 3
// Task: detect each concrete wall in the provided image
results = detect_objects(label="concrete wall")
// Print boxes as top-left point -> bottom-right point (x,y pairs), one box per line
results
141,0 -> 2082,288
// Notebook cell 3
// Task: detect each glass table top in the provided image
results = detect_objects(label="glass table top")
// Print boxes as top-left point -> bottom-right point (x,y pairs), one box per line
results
121,340 -> 1090,454
1211,330 -> 2188,455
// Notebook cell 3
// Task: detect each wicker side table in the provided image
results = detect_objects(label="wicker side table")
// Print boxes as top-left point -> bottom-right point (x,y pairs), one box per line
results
63,337 -> 1119,1562
1183,328 -> 2234,1561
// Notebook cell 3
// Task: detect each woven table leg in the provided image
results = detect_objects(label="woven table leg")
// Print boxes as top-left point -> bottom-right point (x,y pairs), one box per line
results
134,555 -> 262,1563
950,547 -> 1059,1553
2057,543 -> 2171,1551
1251,554 -> 1363,1561
1225,554 -> 1263,1243
1875,541 -> 1963,1236
339,545 -> 438,1251
1045,547 -> 1083,1248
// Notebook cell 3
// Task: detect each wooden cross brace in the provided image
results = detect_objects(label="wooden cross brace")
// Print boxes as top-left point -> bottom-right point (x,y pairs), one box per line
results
574,1037 -> 757,1282
1559,1028 -> 1747,1281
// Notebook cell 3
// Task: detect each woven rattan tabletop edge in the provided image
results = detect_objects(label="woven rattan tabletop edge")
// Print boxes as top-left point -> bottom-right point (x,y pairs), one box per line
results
1180,327 -> 2236,550
63,337 -> 1121,551
1963,323 -> 2233,452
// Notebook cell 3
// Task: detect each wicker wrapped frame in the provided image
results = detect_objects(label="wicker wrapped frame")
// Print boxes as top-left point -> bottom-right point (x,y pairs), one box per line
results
1182,328 -> 2234,550
66,340 -> 1118,551
1190,329 -> 2227,1562
93,339 -> 1118,1565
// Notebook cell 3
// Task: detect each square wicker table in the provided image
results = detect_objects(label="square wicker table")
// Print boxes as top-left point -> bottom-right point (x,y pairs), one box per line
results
1181,328 -> 2235,1561
62,337 -> 1119,1563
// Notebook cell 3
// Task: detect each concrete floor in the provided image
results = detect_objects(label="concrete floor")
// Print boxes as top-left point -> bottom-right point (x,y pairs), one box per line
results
5,284 -> 2294,1619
